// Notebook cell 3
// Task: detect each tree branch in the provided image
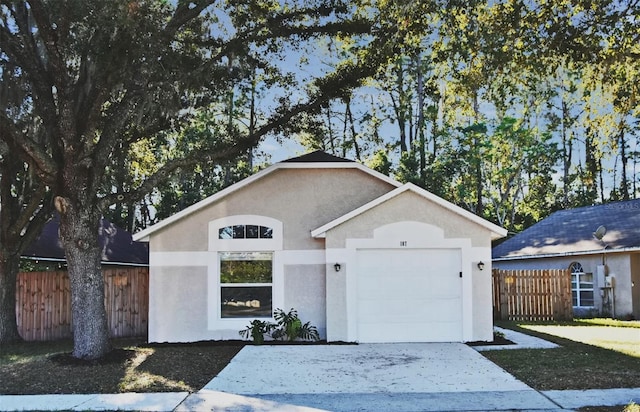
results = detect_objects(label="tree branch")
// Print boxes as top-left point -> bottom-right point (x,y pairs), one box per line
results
26,0 -> 68,87
0,113 -> 58,183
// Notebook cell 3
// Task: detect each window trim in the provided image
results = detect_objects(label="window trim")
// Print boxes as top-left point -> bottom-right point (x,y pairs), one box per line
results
218,225 -> 274,240
207,215 -> 283,330
570,262 -> 594,308
209,215 -> 281,252
219,251 -> 273,319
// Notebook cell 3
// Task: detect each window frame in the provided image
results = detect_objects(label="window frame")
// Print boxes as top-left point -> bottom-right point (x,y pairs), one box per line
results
570,262 -> 594,308
219,251 -> 273,319
207,215 -> 283,330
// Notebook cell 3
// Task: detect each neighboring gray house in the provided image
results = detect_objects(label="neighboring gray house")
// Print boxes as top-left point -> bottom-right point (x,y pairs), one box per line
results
493,199 -> 640,319
23,214 -> 149,267
134,151 -> 506,343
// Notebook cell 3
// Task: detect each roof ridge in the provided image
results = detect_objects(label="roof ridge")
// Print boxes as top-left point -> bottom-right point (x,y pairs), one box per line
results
280,150 -> 353,163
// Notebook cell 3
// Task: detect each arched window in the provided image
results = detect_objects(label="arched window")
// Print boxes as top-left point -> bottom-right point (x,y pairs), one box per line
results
570,262 -> 594,308
218,225 -> 273,239
208,216 -> 282,323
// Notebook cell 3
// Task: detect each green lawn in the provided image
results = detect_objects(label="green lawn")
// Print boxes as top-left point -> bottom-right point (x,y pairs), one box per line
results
482,321 -> 640,390
520,323 -> 640,357
573,318 -> 640,328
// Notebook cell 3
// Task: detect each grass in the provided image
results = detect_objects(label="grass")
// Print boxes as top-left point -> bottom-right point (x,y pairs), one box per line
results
580,403 -> 640,412
482,321 -> 640,391
2,321 -> 640,397
0,338 -> 244,395
567,318 -> 640,328
520,323 -> 640,357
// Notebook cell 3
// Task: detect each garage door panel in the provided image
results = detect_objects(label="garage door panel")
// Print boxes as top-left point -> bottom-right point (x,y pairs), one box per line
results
358,321 -> 461,343
357,276 -> 456,300
356,248 -> 462,343
357,299 -> 461,323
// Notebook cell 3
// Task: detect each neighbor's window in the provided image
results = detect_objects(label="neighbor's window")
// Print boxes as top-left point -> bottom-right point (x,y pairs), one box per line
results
570,262 -> 594,307
220,251 -> 272,318
219,225 -> 273,239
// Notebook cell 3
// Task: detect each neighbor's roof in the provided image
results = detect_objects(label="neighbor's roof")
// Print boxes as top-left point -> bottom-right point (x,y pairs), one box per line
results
493,198 -> 640,260
23,214 -> 149,266
133,150 -> 400,241
312,183 -> 507,240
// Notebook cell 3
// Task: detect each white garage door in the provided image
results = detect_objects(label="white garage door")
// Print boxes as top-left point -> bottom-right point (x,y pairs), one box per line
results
356,248 -> 462,343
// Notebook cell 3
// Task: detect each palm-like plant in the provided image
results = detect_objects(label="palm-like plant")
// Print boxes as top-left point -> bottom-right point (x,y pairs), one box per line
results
239,320 -> 274,345
271,308 -> 320,342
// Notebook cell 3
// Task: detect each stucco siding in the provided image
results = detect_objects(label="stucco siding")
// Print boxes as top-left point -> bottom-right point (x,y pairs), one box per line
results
325,192 -> 491,249
148,267 -> 208,342
607,256 -> 634,319
284,264 -> 327,338
325,218 -> 495,342
144,163 -> 503,343
149,168 -> 396,252
631,253 -> 640,319
145,167 -> 396,342
325,258 -> 348,342
471,248 -> 494,341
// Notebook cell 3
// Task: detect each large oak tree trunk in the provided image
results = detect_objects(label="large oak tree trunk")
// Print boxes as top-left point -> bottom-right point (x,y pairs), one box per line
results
0,253 -> 21,343
56,198 -> 110,359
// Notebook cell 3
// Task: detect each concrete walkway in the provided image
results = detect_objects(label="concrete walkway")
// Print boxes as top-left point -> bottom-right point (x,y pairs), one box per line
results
1,329 -> 638,411
474,326 -> 560,351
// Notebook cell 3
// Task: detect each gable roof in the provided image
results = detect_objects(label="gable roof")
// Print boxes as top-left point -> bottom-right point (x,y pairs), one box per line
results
493,198 -> 640,260
133,151 -> 400,241
312,183 -> 507,240
23,214 -> 149,266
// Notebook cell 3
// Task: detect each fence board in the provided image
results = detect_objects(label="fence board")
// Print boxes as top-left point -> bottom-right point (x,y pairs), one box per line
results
492,269 -> 573,321
16,267 -> 148,341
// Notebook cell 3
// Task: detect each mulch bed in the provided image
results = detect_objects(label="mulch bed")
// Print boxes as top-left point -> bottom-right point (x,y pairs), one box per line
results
466,336 -> 515,347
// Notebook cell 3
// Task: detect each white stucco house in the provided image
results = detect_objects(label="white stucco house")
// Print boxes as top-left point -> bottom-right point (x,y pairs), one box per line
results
493,199 -> 640,319
133,151 -> 507,343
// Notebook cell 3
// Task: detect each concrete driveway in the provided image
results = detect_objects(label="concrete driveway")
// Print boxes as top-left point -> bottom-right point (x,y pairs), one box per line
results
178,343 -> 559,411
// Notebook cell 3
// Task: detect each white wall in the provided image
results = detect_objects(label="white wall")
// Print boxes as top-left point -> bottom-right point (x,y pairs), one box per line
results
325,198 -> 496,343
146,168 -> 396,343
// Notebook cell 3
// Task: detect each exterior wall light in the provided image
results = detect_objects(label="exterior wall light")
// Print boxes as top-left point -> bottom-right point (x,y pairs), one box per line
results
334,263 -> 341,272
477,261 -> 485,271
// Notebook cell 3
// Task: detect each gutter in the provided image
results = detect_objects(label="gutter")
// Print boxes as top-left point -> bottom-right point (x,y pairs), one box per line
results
492,246 -> 640,261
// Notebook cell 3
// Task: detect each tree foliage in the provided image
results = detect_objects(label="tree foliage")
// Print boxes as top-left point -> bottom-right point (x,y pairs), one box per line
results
0,0 -> 385,359
295,0 -> 640,232
2,0 -> 639,353
0,41 -> 53,343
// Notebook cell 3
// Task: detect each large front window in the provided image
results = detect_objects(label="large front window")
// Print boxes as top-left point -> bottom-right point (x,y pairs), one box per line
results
570,262 -> 594,307
220,251 -> 272,318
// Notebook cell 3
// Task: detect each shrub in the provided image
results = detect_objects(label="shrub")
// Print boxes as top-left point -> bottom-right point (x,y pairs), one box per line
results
238,308 -> 320,344
271,308 -> 320,342
239,320 -> 274,345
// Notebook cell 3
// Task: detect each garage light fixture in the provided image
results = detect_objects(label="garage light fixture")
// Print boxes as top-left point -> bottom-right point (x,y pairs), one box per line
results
334,263 -> 341,272
477,261 -> 485,271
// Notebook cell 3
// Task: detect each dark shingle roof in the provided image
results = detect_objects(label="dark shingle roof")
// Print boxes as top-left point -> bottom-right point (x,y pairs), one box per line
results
280,150 -> 354,163
22,215 -> 149,265
493,198 -> 640,259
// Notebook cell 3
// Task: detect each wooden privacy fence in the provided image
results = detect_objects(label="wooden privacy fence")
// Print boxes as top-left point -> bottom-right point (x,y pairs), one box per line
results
16,267 -> 149,341
492,269 -> 573,321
